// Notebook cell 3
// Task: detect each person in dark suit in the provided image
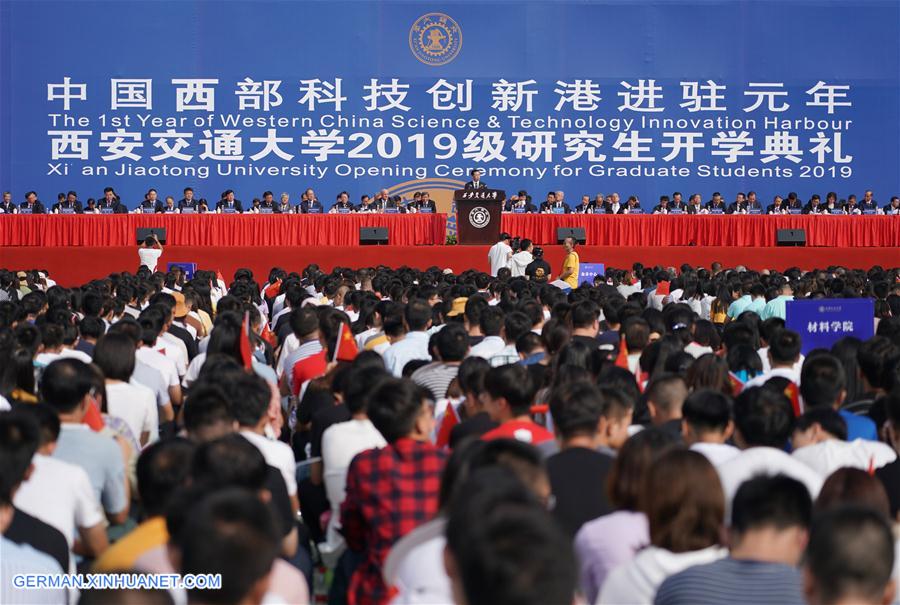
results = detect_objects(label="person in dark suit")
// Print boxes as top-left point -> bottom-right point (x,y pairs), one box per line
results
298,188 -> 324,214
506,193 -> 537,213
726,192 -> 747,214
178,187 -> 201,213
685,193 -> 706,214
540,192 -> 570,214
623,196 -> 642,214
0,191 -> 17,214
20,191 -> 46,214
383,195 -> 407,213
573,195 -> 595,214
137,189 -> 163,213
803,195 -> 824,214
329,191 -> 356,213
414,191 -> 437,213
744,191 -> 764,214
668,192 -> 687,213
158,196 -> 179,214
785,192 -> 804,213
54,191 -> 83,214
884,196 -> 900,215
860,190 -> 879,213
464,168 -> 487,190
652,195 -> 670,214
357,194 -> 378,213
843,194 -> 861,215
216,190 -> 243,213
274,192 -> 292,214
97,187 -> 125,213
766,195 -> 788,215
706,192 -> 727,213
253,191 -> 277,213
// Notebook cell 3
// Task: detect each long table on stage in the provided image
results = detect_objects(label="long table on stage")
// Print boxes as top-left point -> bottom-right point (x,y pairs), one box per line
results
0,213 -> 448,247
501,214 -> 899,247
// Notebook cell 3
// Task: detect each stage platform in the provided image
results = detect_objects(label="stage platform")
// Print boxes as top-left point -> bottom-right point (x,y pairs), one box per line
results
1,245 -> 893,287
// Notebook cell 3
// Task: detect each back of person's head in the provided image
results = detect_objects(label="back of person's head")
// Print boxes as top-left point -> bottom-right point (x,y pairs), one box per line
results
608,427 -> 680,511
176,488 -> 280,605
643,449 -> 723,552
549,382 -> 602,441
503,311 -> 532,345
0,410 -> 40,506
343,366 -> 389,415
857,336 -> 900,392
734,386 -> 794,449
794,408 -> 848,442
78,315 -> 106,341
220,372 -> 270,428
457,356 -> 490,397
405,298 -> 432,332
367,378 -> 429,443
445,468 -> 576,605
623,317 -> 650,352
804,506 -> 896,605
137,437 -> 196,517
645,373 -> 688,420
769,329 -> 802,365
182,384 -> 235,441
289,306 -> 319,339
484,364 -> 536,417
93,332 -> 136,382
800,354 -> 846,409
39,358 -> 94,414
731,474 -> 812,535
815,468 -> 891,518
479,306 -> 505,337
682,389 -> 733,435
435,323 -> 468,362
191,434 -> 269,492
570,300 -> 600,330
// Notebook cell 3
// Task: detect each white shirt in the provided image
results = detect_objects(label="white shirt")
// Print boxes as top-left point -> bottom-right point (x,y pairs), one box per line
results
131,361 -> 171,408
14,454 -> 105,549
156,333 -> 188,376
742,366 -> 800,390
138,247 -> 163,272
136,346 -> 180,390
690,442 -> 741,466
716,447 -> 823,519
59,347 -> 92,363
383,331 -> 432,377
684,342 -> 714,358
240,430 -> 297,496
383,518 -> 451,605
468,335 -> 506,360
321,419 -> 386,554
487,241 -> 512,276
509,251 -> 533,278
758,347 -> 805,374
792,439 -> 897,477
105,381 -> 159,444
598,545 -> 727,605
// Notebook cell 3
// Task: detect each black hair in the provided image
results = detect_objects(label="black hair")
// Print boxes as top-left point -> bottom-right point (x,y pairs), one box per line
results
137,437 -> 196,517
682,389 -> 733,433
732,474 -> 812,533
457,356 -> 490,396
549,382 -> 603,440
484,364 -> 536,417
0,410 -> 40,505
734,386 -> 794,448
367,378 -> 429,442
191,434 -> 268,492
343,366 -> 389,415
93,332 -> 137,381
800,354 -> 846,408
183,384 -> 234,435
479,306 -> 505,337
221,372 -> 271,428
405,298 -> 432,332
795,408 -> 848,441
435,323 -> 469,362
39,358 -> 95,414
769,329 -> 802,365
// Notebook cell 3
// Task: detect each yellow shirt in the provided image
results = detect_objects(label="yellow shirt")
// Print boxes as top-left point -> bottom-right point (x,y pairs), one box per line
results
562,251 -> 580,288
93,516 -> 168,572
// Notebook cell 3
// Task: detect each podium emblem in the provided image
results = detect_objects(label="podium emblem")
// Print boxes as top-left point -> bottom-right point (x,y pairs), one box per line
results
410,13 -> 462,66
469,206 -> 491,228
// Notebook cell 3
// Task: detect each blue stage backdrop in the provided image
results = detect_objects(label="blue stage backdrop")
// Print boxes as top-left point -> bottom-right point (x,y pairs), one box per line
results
0,0 -> 898,211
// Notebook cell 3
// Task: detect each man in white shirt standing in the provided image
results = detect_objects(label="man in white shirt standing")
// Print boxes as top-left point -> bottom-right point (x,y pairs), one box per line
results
682,389 -> 740,466
383,299 -> 433,377
468,307 -> 507,360
487,232 -> 513,277
137,233 -> 163,273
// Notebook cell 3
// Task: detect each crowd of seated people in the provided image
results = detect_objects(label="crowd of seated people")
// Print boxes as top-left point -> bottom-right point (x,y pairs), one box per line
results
3,185 -> 898,215
1,259 -> 900,605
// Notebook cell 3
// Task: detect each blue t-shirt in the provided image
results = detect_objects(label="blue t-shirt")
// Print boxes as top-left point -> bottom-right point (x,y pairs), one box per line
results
655,557 -> 804,605
839,409 -> 878,441
54,424 -> 128,515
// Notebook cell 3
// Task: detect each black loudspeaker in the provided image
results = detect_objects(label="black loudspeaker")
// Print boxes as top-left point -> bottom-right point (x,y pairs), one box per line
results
776,229 -> 806,247
136,227 -> 167,244
360,227 -> 389,245
556,227 -> 586,245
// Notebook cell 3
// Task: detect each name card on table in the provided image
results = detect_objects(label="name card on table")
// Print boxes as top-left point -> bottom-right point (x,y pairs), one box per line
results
552,207 -> 565,214
222,207 -> 237,214
142,207 -> 155,214
748,207 -> 762,215
709,208 -> 724,215
669,208 -> 683,215
258,207 -> 273,214
384,207 -> 399,214
20,208 -> 33,214
336,207 -> 351,214
60,208 -> 76,214
307,207 -> 322,214
863,209 -> 877,215
513,207 -> 526,214
789,208 -> 802,215
100,207 -> 114,214
418,207 -> 433,213
181,208 -> 195,214
628,208 -> 643,214
786,298 -> 874,355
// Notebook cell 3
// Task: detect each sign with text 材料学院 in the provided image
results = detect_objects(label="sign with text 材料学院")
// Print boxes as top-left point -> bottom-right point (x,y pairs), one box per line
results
785,298 -> 874,355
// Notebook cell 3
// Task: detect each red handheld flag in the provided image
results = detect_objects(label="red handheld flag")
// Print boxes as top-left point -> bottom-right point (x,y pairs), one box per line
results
240,311 -> 254,370
655,281 -> 671,296
784,382 -> 802,418
260,322 -> 277,348
264,278 -> 282,300
435,403 -> 460,448
615,335 -> 630,370
333,321 -> 358,362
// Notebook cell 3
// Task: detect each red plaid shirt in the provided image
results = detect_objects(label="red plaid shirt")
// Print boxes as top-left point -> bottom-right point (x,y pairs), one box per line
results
340,437 -> 446,605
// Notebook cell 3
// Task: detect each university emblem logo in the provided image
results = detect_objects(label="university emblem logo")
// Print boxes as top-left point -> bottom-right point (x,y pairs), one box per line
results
410,13 -> 462,66
469,206 -> 490,228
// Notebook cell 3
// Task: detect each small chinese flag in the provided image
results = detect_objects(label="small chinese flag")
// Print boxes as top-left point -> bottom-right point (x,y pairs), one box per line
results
216,269 -> 225,284
868,455 -> 876,476
291,350 -> 328,396
784,382 -> 802,417
728,372 -> 745,397
83,398 -> 105,431
264,278 -> 282,300
615,335 -> 630,370
333,321 -> 358,362
240,311 -> 254,370
656,281 -> 671,296
260,322 -> 277,348
435,403 -> 460,448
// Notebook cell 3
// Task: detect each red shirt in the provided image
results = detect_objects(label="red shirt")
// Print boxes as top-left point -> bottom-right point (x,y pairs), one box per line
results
290,350 -> 327,396
340,438 -> 447,605
481,419 -> 555,445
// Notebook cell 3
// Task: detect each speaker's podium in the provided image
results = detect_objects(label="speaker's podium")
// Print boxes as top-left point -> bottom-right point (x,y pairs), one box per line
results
455,188 -> 506,245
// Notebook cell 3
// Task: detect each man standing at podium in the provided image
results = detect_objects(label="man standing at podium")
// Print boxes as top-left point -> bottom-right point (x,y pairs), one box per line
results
465,168 -> 486,190
559,237 -> 580,289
